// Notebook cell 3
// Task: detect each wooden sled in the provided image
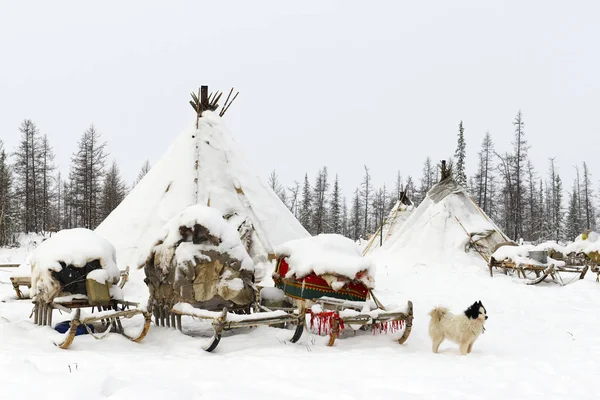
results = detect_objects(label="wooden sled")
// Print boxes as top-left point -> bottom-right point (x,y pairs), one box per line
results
31,269 -> 151,349
152,300 -> 305,352
47,299 -> 152,349
273,257 -> 414,347
489,261 -> 587,286
306,296 -> 414,347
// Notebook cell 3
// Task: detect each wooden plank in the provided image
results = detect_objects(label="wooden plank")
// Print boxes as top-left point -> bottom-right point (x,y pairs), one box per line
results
0,263 -> 21,268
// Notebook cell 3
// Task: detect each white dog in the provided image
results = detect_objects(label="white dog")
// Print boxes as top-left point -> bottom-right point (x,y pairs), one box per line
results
428,300 -> 488,355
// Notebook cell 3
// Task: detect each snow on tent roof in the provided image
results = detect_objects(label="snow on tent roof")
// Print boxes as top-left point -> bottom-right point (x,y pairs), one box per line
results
374,176 -> 511,268
275,234 -> 376,284
95,111 -> 309,294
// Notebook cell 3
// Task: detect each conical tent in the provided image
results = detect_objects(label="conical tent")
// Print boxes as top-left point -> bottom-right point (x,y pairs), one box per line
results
95,111 -> 310,289
362,193 -> 414,256
374,177 -> 511,267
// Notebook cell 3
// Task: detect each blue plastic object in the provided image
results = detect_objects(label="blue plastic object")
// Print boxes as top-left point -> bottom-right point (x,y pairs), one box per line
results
54,321 -> 94,336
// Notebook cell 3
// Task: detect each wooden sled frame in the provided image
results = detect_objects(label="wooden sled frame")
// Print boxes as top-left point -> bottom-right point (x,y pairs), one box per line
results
303,296 -> 414,347
488,260 -> 588,285
51,300 -> 152,349
152,300 -> 305,352
30,268 -> 150,349
9,275 -> 31,299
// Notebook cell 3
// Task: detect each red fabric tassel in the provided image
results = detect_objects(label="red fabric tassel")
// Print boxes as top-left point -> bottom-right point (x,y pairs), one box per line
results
372,320 -> 404,335
307,310 -> 345,335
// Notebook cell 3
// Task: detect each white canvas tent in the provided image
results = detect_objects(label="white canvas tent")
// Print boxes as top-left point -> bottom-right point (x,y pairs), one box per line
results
374,177 -> 511,267
95,111 -> 309,293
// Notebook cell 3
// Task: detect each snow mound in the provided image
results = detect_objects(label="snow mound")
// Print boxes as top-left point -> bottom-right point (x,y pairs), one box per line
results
275,233 -> 375,286
565,231 -> 600,255
29,228 -> 120,301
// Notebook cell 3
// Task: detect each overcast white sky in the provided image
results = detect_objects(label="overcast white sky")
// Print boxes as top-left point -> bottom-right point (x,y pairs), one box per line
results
1,1 -> 599,199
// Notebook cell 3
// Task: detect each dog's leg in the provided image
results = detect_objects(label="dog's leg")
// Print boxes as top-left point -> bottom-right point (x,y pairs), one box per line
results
459,342 -> 469,355
467,342 -> 473,353
431,335 -> 443,353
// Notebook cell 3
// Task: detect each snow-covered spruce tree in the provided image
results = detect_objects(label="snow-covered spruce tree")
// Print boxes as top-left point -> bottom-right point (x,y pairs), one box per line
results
268,169 -> 287,207
389,170 -> 403,213
0,139 -> 17,245
496,151 -> 515,238
54,171 -> 63,230
524,160 -> 538,241
341,196 -> 349,238
329,174 -> 342,234
349,189 -> 364,241
454,121 -> 467,188
311,167 -> 329,234
12,119 -> 44,233
371,185 -> 388,246
404,175 -> 416,203
299,173 -> 312,232
360,165 -> 372,237
474,132 -> 495,215
101,160 -> 127,221
416,157 -> 435,205
548,159 -> 564,241
70,125 -> 108,229
39,134 -> 56,232
566,185 -> 582,241
511,110 -> 529,241
536,179 -> 549,241
286,180 -> 301,218
582,162 -> 596,230
62,178 -> 72,229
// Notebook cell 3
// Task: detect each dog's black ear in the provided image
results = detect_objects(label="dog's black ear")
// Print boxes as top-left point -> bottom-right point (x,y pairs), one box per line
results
464,302 -> 479,319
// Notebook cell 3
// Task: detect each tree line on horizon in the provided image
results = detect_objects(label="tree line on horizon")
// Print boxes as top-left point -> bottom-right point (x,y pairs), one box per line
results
269,110 -> 598,244
1,110 -> 598,247
0,120 -> 151,246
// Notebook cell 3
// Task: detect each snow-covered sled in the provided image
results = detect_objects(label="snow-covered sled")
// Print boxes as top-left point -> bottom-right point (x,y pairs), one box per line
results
271,234 -> 414,346
564,231 -> 600,282
141,205 -> 305,352
28,228 -> 151,349
489,242 -> 589,285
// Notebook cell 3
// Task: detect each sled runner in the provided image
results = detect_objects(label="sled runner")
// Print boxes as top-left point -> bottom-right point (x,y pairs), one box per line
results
272,235 -> 414,347
38,295 -> 152,350
27,228 -> 151,349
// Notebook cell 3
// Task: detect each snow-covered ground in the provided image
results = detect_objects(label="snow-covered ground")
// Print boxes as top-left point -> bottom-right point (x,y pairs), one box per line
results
1,240 -> 598,399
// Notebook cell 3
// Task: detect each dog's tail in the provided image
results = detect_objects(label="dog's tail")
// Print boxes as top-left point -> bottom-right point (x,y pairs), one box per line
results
428,307 -> 449,322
